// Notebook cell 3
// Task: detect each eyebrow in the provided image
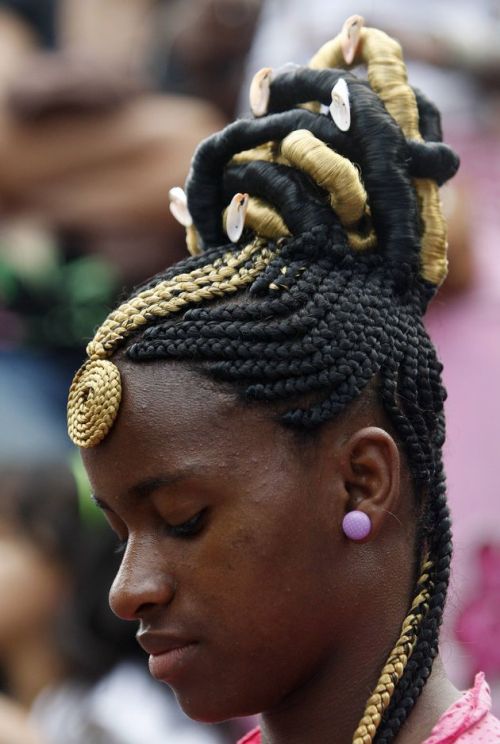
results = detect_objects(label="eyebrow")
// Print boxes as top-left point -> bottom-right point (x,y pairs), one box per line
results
91,467 -> 203,510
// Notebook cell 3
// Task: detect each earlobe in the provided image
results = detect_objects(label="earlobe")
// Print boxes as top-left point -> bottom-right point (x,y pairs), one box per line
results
340,427 -> 400,540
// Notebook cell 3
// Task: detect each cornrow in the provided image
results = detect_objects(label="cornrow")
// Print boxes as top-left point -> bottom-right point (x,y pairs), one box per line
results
67,15 -> 459,744
68,240 -> 276,447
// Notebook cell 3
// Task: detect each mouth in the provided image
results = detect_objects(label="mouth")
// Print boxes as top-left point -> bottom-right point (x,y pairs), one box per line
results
136,631 -> 198,683
147,643 -> 198,682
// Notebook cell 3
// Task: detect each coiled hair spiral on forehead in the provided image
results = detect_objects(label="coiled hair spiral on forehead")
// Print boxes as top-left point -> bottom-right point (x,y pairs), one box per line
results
67,16 -> 459,744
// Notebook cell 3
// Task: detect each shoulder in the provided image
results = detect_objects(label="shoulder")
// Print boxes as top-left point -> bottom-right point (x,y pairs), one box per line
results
423,673 -> 500,743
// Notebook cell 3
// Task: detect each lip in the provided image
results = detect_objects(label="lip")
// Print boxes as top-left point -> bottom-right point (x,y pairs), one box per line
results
148,643 -> 197,682
137,631 -> 198,682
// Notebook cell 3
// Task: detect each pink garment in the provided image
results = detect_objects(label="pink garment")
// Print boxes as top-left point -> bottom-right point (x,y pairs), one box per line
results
423,673 -> 500,743
237,674 -> 500,743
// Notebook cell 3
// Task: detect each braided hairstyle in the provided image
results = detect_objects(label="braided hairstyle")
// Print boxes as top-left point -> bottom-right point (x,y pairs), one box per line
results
67,16 -> 459,744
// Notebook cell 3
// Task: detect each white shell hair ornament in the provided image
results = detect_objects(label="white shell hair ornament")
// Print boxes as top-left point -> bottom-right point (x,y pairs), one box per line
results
273,61 -> 300,77
249,67 -> 272,117
330,78 -> 351,132
340,14 -> 364,65
169,187 -> 192,227
225,193 -> 249,243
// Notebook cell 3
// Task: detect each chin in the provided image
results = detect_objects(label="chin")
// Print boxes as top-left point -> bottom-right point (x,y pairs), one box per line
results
173,686 -> 262,724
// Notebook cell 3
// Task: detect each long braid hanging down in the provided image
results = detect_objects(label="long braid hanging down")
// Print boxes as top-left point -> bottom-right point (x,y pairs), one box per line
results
67,15 -> 459,744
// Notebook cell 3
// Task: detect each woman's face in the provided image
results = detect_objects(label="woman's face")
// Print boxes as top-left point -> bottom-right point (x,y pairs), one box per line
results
82,359 -> 381,722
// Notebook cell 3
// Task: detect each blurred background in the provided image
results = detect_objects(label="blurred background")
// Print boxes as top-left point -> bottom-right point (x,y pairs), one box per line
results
0,0 -> 498,741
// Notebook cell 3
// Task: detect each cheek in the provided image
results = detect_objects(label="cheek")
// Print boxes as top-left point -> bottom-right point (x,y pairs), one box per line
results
175,515 -> 341,720
231,490 -> 338,592
239,522 -> 338,642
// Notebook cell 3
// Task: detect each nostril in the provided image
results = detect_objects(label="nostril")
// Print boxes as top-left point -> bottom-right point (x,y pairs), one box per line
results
135,600 -> 160,617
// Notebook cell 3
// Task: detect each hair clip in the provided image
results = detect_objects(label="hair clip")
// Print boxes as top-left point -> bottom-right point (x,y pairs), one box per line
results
225,193 -> 249,242
169,187 -> 192,227
330,78 -> 350,131
249,67 -> 273,117
340,14 -> 364,65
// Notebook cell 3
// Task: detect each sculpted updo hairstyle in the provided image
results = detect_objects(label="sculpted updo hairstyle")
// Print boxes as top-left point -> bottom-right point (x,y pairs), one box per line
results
68,16 -> 459,743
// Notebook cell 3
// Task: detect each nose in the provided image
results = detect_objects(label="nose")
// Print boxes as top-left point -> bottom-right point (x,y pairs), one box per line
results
109,538 -> 176,621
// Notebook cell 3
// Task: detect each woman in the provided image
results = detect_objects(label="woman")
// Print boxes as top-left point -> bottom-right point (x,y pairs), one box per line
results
67,16 -> 500,743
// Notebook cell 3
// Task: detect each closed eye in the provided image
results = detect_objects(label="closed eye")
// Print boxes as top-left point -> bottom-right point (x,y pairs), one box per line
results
165,508 -> 207,538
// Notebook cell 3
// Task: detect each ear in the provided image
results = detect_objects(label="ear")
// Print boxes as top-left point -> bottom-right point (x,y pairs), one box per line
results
338,426 -> 400,540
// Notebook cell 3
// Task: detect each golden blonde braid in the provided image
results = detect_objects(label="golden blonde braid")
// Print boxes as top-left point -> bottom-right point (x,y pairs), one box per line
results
237,197 -> 291,241
346,225 -> 377,252
352,558 -> 434,744
232,143 -> 281,166
231,136 -> 377,250
281,129 -> 369,226
310,22 -> 448,286
186,224 -> 203,256
68,240 -> 275,448
279,130 -> 378,250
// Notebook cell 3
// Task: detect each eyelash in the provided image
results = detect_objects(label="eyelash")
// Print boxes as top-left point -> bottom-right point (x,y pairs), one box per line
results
113,509 -> 207,555
165,509 -> 207,538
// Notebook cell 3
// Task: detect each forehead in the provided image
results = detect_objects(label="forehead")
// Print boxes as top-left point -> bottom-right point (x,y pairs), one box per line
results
81,360 -> 293,493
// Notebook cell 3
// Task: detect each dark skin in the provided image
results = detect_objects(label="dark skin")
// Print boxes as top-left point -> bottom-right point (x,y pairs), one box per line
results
82,358 -> 459,744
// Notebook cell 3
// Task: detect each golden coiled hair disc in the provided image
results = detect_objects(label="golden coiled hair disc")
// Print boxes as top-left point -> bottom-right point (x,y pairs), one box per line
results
67,359 -> 122,448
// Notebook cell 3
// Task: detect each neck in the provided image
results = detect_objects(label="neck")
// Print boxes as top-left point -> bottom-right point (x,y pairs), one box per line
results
258,596 -> 460,744
259,638 -> 392,744
395,657 -> 460,744
2,632 -> 66,708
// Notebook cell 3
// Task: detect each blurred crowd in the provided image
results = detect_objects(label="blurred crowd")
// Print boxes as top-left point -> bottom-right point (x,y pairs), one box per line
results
0,1 -> 499,741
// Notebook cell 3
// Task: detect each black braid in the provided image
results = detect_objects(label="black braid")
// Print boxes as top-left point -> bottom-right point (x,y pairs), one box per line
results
413,87 -> 444,142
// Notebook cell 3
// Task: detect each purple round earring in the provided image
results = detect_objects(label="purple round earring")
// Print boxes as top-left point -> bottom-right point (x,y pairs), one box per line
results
342,510 -> 371,541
